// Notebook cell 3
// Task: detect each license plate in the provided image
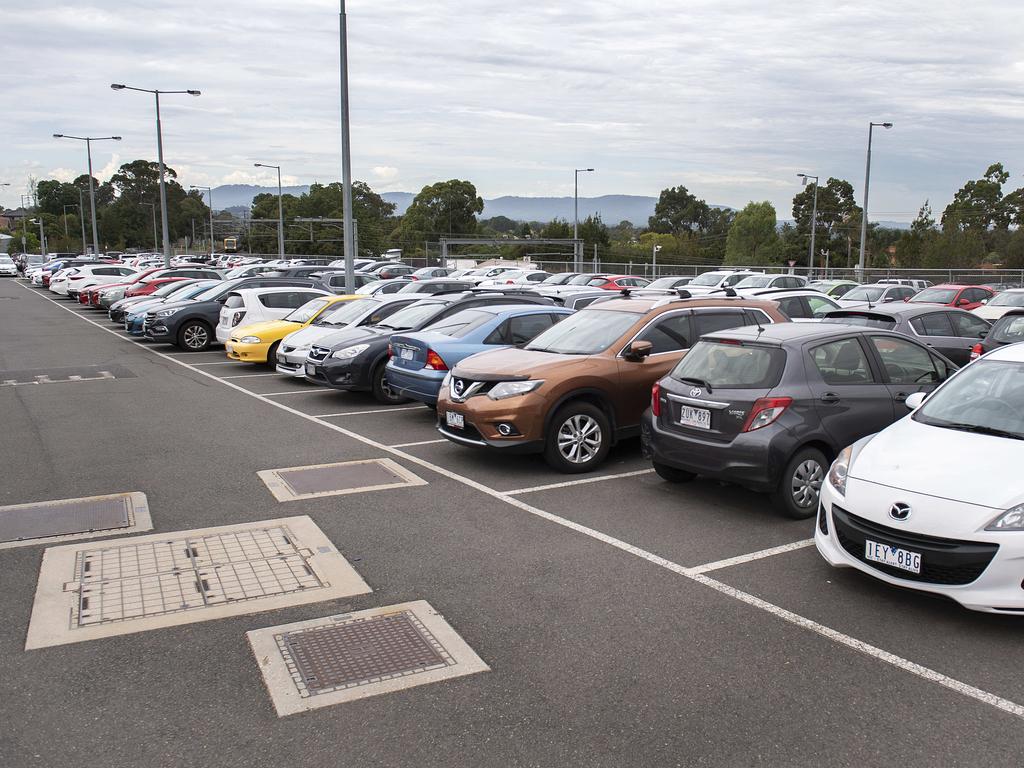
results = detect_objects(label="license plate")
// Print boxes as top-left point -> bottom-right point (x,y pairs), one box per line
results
306,363 -> 316,376
864,539 -> 921,574
678,405 -> 711,430
225,343 -> 234,354
445,411 -> 465,429
400,347 -> 414,360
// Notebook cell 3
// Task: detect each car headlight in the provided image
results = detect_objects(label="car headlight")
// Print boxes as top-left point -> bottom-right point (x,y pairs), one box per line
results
827,445 -> 852,497
488,380 -> 544,400
331,343 -> 369,359
240,336 -> 261,344
985,504 -> 1024,531
156,308 -> 181,318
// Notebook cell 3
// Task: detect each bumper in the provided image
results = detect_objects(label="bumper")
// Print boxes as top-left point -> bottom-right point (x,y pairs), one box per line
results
125,316 -> 146,336
276,348 -> 310,377
303,358 -> 374,391
385,364 -> 443,406
640,409 -> 781,493
144,322 -> 173,341
215,325 -> 233,344
226,340 -> 270,363
435,392 -> 547,452
815,481 -> 1024,614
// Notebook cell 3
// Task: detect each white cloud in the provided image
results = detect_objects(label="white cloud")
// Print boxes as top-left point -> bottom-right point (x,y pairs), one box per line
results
371,166 -> 398,180
47,167 -> 78,183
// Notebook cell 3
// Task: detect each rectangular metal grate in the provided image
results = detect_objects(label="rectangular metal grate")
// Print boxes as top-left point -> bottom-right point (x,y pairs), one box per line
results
258,458 -> 427,502
0,494 -> 137,544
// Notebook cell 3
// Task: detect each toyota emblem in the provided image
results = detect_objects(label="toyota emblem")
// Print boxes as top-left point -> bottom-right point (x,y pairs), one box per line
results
689,387 -> 702,397
889,503 -> 912,521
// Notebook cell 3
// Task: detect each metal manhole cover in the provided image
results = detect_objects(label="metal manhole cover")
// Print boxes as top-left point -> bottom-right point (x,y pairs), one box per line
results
258,458 -> 427,502
0,492 -> 151,550
0,364 -> 135,387
249,600 -> 490,717
26,516 -> 371,649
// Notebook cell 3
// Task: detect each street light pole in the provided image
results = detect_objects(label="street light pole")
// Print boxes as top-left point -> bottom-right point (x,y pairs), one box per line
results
190,185 -> 216,258
857,121 -> 893,278
30,219 -> 46,257
797,173 -> 819,277
111,84 -> 201,268
339,0 -> 356,293
652,244 -> 662,278
253,164 -> 285,259
53,133 -> 121,254
77,189 -> 88,252
573,168 -> 594,272
144,202 -> 159,250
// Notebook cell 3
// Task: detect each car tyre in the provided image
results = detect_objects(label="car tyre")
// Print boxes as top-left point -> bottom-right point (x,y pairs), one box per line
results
544,402 -> 611,474
772,447 -> 827,519
653,461 -> 697,483
177,320 -> 212,351
266,341 -> 280,367
371,360 -> 411,405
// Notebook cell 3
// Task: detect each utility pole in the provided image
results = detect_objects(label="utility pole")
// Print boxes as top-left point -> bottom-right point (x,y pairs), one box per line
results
797,173 -> 819,277
338,0 -> 356,292
857,121 -> 893,279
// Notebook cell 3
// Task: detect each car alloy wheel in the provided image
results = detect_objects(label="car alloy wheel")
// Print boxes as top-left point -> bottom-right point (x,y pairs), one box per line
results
557,414 -> 602,464
181,323 -> 210,350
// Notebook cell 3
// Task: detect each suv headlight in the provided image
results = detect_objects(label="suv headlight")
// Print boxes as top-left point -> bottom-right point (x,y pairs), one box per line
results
488,380 -> 544,400
331,343 -> 369,359
985,505 -> 1024,531
156,308 -> 181,318
827,445 -> 852,496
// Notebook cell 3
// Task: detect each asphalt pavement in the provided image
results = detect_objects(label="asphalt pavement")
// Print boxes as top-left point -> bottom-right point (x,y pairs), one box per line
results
2,276 -> 1023,767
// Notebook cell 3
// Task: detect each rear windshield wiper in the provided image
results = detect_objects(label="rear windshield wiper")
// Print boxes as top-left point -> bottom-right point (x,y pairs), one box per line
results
934,421 -> 1023,440
676,376 -> 713,393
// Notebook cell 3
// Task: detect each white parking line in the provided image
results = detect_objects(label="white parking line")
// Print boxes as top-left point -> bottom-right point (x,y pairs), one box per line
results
688,539 -> 815,574
261,389 -> 330,396
504,469 -> 656,495
315,406 -> 423,417
190,361 -> 243,366
389,439 -> 447,448
25,280 -> 1024,724
221,372 -> 280,379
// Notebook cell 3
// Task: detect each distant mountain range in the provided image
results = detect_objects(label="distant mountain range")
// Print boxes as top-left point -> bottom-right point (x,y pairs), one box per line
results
211,184 -> 909,228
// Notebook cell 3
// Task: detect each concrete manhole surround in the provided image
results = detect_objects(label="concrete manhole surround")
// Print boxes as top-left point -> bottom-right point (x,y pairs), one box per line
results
25,515 -> 371,649
0,492 -> 152,551
248,600 -> 490,716
257,458 -> 427,502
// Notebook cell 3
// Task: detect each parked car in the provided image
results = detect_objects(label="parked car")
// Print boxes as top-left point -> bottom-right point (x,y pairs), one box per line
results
644,276 -> 693,291
266,266 -> 336,280
356,260 -> 404,274
328,257 -> 376,271
906,283 -> 994,310
436,295 -> 788,473
464,266 -> 520,285
225,294 -> 353,365
314,271 -> 381,293
275,294 -> 425,378
736,288 -> 841,320
538,272 -> 581,286
876,278 -> 932,291
215,287 -> 331,344
122,281 -> 223,335
477,269 -> 552,287
822,304 -> 990,366
815,343 -> 1024,612
397,278 -> 476,295
835,283 -> 917,308
586,275 -> 652,291
808,280 -> 860,298
551,289 -> 617,310
0,255 -> 22,277
531,273 -> 611,297
109,278 -> 215,324
642,323 -> 956,518
969,309 -> 1024,361
411,267 -> 454,280
304,290 -> 555,403
681,270 -> 763,294
733,274 -> 808,290
354,278 -> 414,295
87,266 -> 223,308
371,264 -> 418,280
386,305 -> 574,406
972,288 -> 1024,321
63,264 -> 142,299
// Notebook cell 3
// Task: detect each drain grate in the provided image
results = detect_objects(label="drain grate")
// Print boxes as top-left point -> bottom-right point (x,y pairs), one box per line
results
0,364 -> 135,387
258,458 -> 427,502
0,492 -> 151,550
26,516 -> 371,649
248,600 -> 490,717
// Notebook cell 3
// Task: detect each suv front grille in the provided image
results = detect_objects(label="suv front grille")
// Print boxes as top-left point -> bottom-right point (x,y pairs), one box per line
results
449,376 -> 496,402
308,345 -> 330,362
832,505 -> 998,585
143,312 -> 156,332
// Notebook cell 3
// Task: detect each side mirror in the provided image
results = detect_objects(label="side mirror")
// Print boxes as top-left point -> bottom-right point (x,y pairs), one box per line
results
980,298 -> 989,305
623,340 -> 653,361
905,392 -> 927,410
958,298 -> 970,306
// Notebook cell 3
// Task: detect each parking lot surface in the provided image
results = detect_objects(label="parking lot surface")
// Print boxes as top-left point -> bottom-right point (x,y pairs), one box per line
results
3,276 -> 1024,767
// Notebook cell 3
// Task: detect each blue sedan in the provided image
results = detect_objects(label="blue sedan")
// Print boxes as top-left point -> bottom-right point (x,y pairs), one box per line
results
386,304 -> 573,406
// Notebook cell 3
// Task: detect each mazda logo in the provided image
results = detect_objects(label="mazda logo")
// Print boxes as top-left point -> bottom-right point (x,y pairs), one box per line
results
889,503 -> 912,521
689,387 -> 702,397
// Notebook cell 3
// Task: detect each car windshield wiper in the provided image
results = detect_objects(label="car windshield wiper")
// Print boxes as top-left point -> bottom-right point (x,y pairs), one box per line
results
676,376 -> 713,393
933,421 -> 1024,440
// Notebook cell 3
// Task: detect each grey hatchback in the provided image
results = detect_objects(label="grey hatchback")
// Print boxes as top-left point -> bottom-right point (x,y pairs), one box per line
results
641,323 -> 957,518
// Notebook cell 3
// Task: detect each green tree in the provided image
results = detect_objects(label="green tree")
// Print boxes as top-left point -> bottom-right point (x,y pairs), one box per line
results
391,179 -> 483,253
942,163 -> 1010,234
791,177 -> 860,269
648,185 -> 710,236
893,201 -> 937,269
724,201 -> 781,266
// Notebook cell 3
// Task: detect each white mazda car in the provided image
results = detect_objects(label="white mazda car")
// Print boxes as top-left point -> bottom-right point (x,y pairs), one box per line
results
816,343 -> 1024,613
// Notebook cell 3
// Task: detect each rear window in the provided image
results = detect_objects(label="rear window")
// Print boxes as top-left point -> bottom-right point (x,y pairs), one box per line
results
992,315 -> 1024,343
821,313 -> 897,330
910,287 -> 958,303
424,309 -> 492,338
670,341 -> 785,389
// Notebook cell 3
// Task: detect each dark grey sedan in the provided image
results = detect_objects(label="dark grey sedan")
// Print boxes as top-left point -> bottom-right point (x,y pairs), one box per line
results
821,303 -> 990,366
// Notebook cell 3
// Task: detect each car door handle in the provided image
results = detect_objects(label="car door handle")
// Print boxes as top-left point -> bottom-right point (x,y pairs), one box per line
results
820,393 -> 840,404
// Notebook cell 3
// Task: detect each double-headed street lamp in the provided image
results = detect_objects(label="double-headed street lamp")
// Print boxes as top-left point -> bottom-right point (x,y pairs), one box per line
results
796,173 -> 819,275
111,83 -> 201,268
857,121 -> 893,277
53,133 -> 121,255
253,163 -> 285,259
574,168 -> 594,271
189,185 -> 216,257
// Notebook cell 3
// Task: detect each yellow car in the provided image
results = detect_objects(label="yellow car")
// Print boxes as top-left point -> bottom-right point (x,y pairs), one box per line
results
225,295 -> 358,365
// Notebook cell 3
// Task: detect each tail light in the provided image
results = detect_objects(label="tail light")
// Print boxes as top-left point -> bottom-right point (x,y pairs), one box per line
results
231,310 -> 246,326
425,349 -> 448,371
741,397 -> 792,432
387,343 -> 393,358
970,343 -> 984,361
651,381 -> 661,417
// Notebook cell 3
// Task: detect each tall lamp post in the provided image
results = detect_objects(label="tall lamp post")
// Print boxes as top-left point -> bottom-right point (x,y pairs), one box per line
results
574,168 -> 594,271
796,173 -> 819,277
143,202 -> 159,250
189,185 -> 216,258
339,0 -> 356,293
53,133 -> 121,255
652,244 -> 662,278
111,83 -> 201,268
253,164 -> 285,259
857,121 -> 893,278
30,218 -> 46,257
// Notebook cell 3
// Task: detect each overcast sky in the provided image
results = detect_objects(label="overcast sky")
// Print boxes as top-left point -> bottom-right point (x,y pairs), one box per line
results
4,0 -> 1023,220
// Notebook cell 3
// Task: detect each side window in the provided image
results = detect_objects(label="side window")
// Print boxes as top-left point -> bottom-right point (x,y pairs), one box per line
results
900,287 -> 916,299
637,313 -> 692,353
950,312 -> 990,339
285,292 -> 316,308
930,354 -> 955,381
508,314 -> 557,345
258,293 -> 286,308
744,309 -> 774,325
776,296 -> 810,319
694,311 -> 753,337
810,339 -> 874,385
964,288 -> 988,304
869,336 -> 938,384
911,313 -> 954,337
806,296 -> 838,317
223,294 -> 244,309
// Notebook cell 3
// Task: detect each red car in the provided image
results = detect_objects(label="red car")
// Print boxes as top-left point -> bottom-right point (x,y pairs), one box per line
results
124,276 -> 190,298
906,283 -> 995,311
585,274 -> 652,291
83,267 -> 166,307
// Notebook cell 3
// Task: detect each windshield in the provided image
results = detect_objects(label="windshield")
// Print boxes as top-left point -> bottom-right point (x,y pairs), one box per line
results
821,313 -> 897,330
423,309 -> 492,338
285,297 -> 332,324
914,360 -> 1024,439
543,273 -> 572,284
194,283 -> 231,301
647,277 -> 687,289
568,274 -> 599,285
992,315 -> 1024,344
375,301 -> 445,331
843,286 -> 885,302
671,341 -> 785,389
734,275 -> 774,289
690,272 -> 728,287
0,256 -> 13,264
175,282 -> 218,300
316,298 -> 376,326
153,280 -> 193,297
525,309 -> 641,354
910,287 -> 957,303
989,292 -> 1024,308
